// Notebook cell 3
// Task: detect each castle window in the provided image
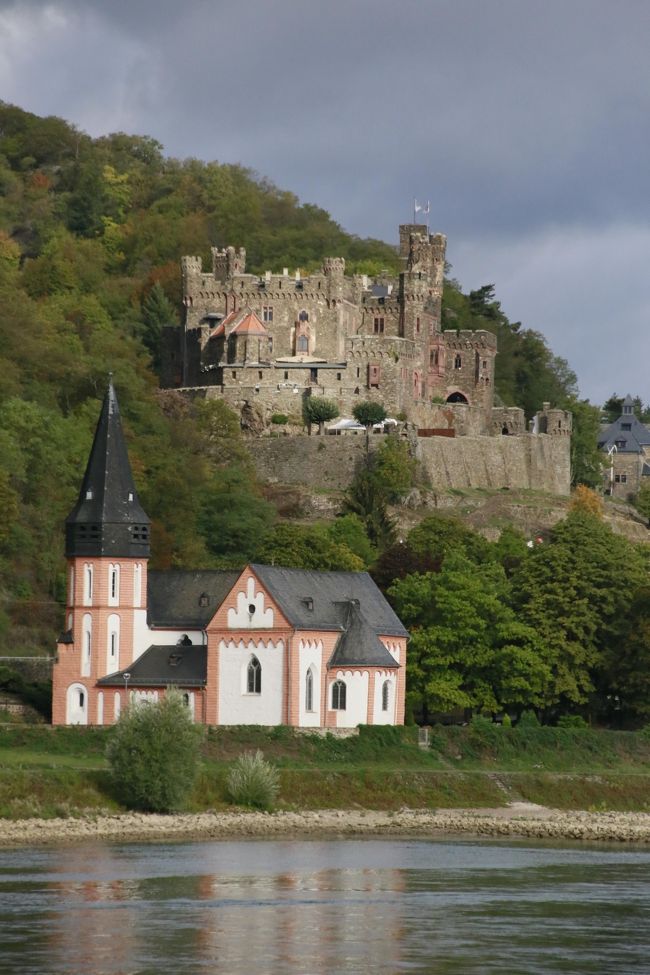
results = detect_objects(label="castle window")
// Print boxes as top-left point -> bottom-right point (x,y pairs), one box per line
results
430,349 -> 438,367
263,305 -> 274,323
299,310 -> 309,322
369,364 -> 381,388
258,371 -> 263,380
232,371 -> 237,379
284,371 -> 289,380
297,335 -> 309,352
356,367 -> 360,378
305,668 -> 314,712
382,680 -> 390,712
454,354 -> 462,369
373,317 -> 385,334
416,317 -> 420,333
331,680 -> 346,711
337,372 -> 342,381
614,474 -> 628,483
482,360 -> 487,369
247,656 -> 261,694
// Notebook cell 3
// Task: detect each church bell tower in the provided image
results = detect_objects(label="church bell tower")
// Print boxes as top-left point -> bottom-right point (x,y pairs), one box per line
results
52,380 -> 151,725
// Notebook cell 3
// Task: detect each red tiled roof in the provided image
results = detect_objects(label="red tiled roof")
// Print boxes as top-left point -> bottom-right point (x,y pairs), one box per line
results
230,311 -> 268,336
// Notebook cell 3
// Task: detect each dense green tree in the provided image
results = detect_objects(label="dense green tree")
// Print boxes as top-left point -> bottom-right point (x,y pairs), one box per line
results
567,397 -> 603,488
389,555 -> 550,721
510,511 -> 648,711
254,523 -> 364,571
407,514 -> 492,566
106,692 -> 204,812
603,586 -> 650,722
140,282 -> 177,368
353,401 -> 387,429
303,396 -> 339,435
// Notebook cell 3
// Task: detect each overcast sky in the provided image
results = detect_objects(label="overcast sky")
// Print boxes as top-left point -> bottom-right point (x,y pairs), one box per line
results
1,0 -> 648,405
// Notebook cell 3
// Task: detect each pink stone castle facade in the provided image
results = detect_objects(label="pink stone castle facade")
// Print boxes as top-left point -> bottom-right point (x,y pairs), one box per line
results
52,384 -> 407,727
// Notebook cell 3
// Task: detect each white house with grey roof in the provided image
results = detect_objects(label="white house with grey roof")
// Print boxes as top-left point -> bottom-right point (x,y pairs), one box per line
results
52,382 -> 407,727
598,395 -> 650,500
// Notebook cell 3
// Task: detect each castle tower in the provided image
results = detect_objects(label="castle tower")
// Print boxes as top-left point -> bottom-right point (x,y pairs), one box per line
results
52,381 -> 151,726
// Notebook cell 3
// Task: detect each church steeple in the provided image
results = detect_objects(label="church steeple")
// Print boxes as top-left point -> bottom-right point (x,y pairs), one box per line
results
65,380 -> 150,558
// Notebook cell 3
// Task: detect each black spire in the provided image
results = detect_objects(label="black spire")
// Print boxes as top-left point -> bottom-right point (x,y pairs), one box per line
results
65,381 -> 151,558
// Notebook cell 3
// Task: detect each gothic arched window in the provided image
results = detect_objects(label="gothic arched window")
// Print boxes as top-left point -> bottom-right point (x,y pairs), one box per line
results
331,679 -> 346,711
247,656 -> 262,694
305,668 -> 314,712
382,680 -> 390,712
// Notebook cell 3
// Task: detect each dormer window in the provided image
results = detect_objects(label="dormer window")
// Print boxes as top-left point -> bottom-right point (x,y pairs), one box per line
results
199,592 -> 210,608
302,597 -> 314,611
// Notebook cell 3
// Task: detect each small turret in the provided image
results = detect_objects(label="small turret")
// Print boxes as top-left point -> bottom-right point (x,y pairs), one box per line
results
65,381 -> 150,559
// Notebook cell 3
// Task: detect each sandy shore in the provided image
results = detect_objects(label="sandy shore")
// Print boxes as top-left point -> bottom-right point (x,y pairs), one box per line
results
2,803 -> 650,848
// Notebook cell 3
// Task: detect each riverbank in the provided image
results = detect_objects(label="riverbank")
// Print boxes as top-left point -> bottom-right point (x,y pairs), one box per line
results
3,803 -> 650,848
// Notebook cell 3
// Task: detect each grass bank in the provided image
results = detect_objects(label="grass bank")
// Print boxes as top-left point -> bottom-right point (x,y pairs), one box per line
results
1,723 -> 650,819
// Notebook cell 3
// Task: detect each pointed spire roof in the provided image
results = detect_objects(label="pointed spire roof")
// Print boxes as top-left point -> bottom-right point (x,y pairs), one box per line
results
65,380 -> 150,558
328,601 -> 399,669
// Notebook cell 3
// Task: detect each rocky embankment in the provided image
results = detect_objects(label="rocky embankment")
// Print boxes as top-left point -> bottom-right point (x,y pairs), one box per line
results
3,803 -> 650,848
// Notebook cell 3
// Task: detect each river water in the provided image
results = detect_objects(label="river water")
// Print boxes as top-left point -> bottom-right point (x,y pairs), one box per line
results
1,837 -> 649,974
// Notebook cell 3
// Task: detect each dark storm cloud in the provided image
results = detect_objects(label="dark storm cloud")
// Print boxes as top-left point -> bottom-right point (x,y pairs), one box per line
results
1,0 -> 649,401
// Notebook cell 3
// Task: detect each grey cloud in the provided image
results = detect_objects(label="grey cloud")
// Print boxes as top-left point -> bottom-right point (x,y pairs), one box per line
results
1,0 -> 649,400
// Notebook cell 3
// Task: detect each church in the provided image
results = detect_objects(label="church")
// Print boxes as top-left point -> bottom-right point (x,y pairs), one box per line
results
51,382 -> 408,727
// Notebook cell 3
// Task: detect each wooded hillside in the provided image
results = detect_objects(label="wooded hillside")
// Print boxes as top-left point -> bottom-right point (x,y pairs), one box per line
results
3,102 -> 644,728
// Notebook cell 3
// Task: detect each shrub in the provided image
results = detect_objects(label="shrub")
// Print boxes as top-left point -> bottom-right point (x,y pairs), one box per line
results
271,413 -> 288,425
517,709 -> 541,728
106,691 -> 203,813
557,714 -> 589,729
501,713 -> 512,728
226,750 -> 280,810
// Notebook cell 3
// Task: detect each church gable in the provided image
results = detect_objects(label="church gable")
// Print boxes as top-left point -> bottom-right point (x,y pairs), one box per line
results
207,566 -> 290,633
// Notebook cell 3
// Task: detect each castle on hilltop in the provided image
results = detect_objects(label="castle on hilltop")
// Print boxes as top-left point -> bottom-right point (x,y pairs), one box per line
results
163,222 -> 572,494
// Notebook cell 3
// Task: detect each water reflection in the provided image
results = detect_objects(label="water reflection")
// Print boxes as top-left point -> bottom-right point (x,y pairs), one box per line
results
1,839 -> 649,974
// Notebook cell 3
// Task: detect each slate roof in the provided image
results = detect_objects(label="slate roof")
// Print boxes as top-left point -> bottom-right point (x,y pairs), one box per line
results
250,564 -> 408,638
328,601 -> 399,669
65,381 -> 150,558
147,569 -> 240,628
97,643 -> 207,688
598,402 -> 650,454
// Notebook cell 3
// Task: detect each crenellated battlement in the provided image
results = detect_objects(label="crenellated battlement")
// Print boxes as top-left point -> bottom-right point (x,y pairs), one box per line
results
171,220 -> 571,482
212,245 -> 247,282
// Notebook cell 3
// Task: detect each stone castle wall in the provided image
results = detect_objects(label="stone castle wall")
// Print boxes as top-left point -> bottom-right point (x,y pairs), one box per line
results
251,432 -> 572,496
